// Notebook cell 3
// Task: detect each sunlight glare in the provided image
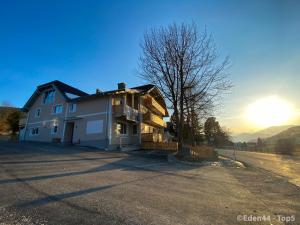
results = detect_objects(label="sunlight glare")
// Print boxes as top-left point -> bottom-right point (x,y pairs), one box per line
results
245,96 -> 293,128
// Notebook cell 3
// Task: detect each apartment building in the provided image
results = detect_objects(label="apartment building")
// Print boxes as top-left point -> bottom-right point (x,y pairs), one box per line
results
21,80 -> 168,150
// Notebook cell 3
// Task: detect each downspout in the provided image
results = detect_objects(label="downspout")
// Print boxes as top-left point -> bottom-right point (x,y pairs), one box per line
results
106,96 -> 112,149
62,102 -> 69,143
23,111 -> 30,141
138,95 -> 142,145
106,97 -> 109,148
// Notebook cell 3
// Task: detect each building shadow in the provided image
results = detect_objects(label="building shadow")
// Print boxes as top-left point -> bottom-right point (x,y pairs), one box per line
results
0,141 -> 202,185
1,156 -> 123,165
14,173 -> 163,208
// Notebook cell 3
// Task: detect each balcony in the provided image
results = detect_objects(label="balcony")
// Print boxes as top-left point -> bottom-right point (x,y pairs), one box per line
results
113,105 -> 139,122
144,96 -> 166,116
143,111 -> 166,128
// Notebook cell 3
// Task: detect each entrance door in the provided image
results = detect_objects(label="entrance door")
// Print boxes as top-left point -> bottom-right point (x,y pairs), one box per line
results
64,122 -> 75,144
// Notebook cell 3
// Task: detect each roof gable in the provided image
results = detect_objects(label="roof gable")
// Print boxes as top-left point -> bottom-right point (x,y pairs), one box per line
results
38,80 -> 88,98
23,80 -> 88,111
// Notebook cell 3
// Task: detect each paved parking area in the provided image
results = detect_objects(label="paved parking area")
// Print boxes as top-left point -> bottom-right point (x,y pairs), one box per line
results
217,149 -> 300,187
0,141 -> 300,225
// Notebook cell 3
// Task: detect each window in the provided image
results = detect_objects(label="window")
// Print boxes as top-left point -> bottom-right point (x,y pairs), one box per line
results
51,125 -> 58,134
132,125 -> 138,135
30,128 -> 39,136
117,122 -> 127,135
114,98 -> 123,105
43,90 -> 55,104
69,103 -> 76,113
134,95 -> 139,109
53,104 -> 63,114
35,108 -> 41,117
86,120 -> 103,134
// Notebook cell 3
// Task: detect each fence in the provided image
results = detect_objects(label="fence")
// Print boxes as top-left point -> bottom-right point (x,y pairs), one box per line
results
187,145 -> 216,159
141,142 -> 217,159
141,142 -> 178,151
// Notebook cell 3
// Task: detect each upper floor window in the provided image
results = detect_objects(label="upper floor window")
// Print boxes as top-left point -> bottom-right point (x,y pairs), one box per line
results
53,104 -> 63,114
134,95 -> 139,110
35,108 -> 41,118
117,122 -> 127,135
69,103 -> 76,113
43,90 -> 55,104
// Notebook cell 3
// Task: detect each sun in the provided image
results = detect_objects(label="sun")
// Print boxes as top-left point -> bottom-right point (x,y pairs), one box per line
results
245,96 -> 293,128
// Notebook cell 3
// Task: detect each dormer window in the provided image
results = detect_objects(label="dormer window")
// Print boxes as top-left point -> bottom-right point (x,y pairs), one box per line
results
43,90 -> 55,104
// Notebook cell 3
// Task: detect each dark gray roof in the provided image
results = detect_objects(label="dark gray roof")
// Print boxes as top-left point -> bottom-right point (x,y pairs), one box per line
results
72,84 -> 156,102
38,80 -> 88,98
131,84 -> 155,93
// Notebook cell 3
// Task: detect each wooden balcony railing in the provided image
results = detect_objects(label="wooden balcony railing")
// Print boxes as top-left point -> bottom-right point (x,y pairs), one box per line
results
144,96 -> 166,116
113,105 -> 139,122
143,112 -> 166,128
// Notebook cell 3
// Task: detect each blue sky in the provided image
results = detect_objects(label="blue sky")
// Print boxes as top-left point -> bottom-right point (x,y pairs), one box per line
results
0,0 -> 299,133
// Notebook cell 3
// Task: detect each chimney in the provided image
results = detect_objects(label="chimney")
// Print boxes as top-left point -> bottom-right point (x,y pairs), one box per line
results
118,82 -> 126,90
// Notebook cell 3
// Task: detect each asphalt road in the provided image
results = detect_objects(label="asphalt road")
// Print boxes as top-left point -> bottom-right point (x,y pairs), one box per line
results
0,142 -> 300,225
217,149 -> 300,187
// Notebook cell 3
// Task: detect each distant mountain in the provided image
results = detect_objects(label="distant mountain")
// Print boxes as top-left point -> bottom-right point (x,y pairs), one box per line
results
265,126 -> 300,144
233,125 -> 296,142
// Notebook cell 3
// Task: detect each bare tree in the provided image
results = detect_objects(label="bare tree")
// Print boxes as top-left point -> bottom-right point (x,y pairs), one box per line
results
139,22 -> 231,152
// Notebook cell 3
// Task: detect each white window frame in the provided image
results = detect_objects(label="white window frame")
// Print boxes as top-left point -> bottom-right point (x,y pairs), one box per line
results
69,103 -> 77,113
35,108 -> 41,118
51,125 -> 58,134
30,127 -> 39,136
52,104 -> 63,114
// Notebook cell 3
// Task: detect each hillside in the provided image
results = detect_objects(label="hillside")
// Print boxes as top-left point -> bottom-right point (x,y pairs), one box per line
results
233,125 -> 296,142
265,126 -> 300,144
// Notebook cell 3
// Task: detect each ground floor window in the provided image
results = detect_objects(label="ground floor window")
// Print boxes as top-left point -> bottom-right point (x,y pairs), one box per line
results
30,127 -> 39,136
117,122 -> 127,135
132,125 -> 138,135
51,125 -> 58,134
